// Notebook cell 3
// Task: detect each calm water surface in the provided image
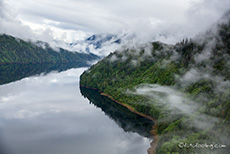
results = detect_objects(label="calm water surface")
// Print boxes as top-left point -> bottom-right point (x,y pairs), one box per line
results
0,67 -> 151,154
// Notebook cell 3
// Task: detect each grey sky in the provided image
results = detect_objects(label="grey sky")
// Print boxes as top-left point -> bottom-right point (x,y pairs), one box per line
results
0,0 -> 229,44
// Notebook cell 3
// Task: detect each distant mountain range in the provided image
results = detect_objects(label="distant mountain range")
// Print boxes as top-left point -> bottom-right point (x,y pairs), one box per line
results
68,33 -> 122,56
71,33 -> 121,49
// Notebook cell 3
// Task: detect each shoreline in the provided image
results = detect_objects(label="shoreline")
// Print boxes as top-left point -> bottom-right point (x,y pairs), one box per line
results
80,85 -> 158,154
0,61 -> 88,65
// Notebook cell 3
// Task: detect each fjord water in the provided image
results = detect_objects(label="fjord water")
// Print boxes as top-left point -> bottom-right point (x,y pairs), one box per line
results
0,65 -> 152,154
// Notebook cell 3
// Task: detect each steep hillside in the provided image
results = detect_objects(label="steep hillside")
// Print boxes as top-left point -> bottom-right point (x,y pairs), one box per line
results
80,13 -> 230,153
0,34 -> 99,64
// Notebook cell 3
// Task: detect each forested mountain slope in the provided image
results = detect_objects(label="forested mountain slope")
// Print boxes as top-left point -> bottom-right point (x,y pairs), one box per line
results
80,12 -> 230,154
0,34 -> 99,64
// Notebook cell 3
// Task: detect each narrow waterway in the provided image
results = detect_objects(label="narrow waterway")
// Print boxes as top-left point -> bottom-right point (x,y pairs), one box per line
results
0,66 -> 153,154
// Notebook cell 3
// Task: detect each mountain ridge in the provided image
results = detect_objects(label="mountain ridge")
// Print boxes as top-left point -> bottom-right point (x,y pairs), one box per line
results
0,34 -> 99,65
80,12 -> 230,154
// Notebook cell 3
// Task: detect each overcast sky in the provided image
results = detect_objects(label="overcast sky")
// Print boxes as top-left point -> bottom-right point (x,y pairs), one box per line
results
0,0 -> 229,44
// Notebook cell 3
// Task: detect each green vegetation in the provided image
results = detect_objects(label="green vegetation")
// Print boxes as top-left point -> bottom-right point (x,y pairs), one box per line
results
0,34 -> 99,64
80,16 -> 230,153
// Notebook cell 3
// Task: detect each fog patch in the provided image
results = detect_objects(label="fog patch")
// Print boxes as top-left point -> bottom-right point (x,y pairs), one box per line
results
128,84 -> 221,131
178,67 -> 230,94
110,54 -> 118,62
128,84 -> 198,115
194,38 -> 217,63
178,68 -> 210,86
108,42 -> 155,64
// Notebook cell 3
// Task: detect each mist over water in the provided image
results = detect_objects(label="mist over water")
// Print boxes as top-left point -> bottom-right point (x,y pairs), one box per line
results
0,68 -> 151,154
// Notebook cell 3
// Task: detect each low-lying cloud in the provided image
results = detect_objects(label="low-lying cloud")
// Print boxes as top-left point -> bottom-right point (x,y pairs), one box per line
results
128,84 -> 219,131
1,0 -> 230,52
128,84 -> 198,115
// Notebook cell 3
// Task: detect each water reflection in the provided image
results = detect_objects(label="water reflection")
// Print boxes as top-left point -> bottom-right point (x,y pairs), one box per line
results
0,62 -> 89,85
80,87 -> 154,138
0,68 -> 151,154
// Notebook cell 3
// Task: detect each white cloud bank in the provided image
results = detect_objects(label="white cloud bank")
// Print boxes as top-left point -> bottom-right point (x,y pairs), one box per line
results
0,0 -> 230,49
